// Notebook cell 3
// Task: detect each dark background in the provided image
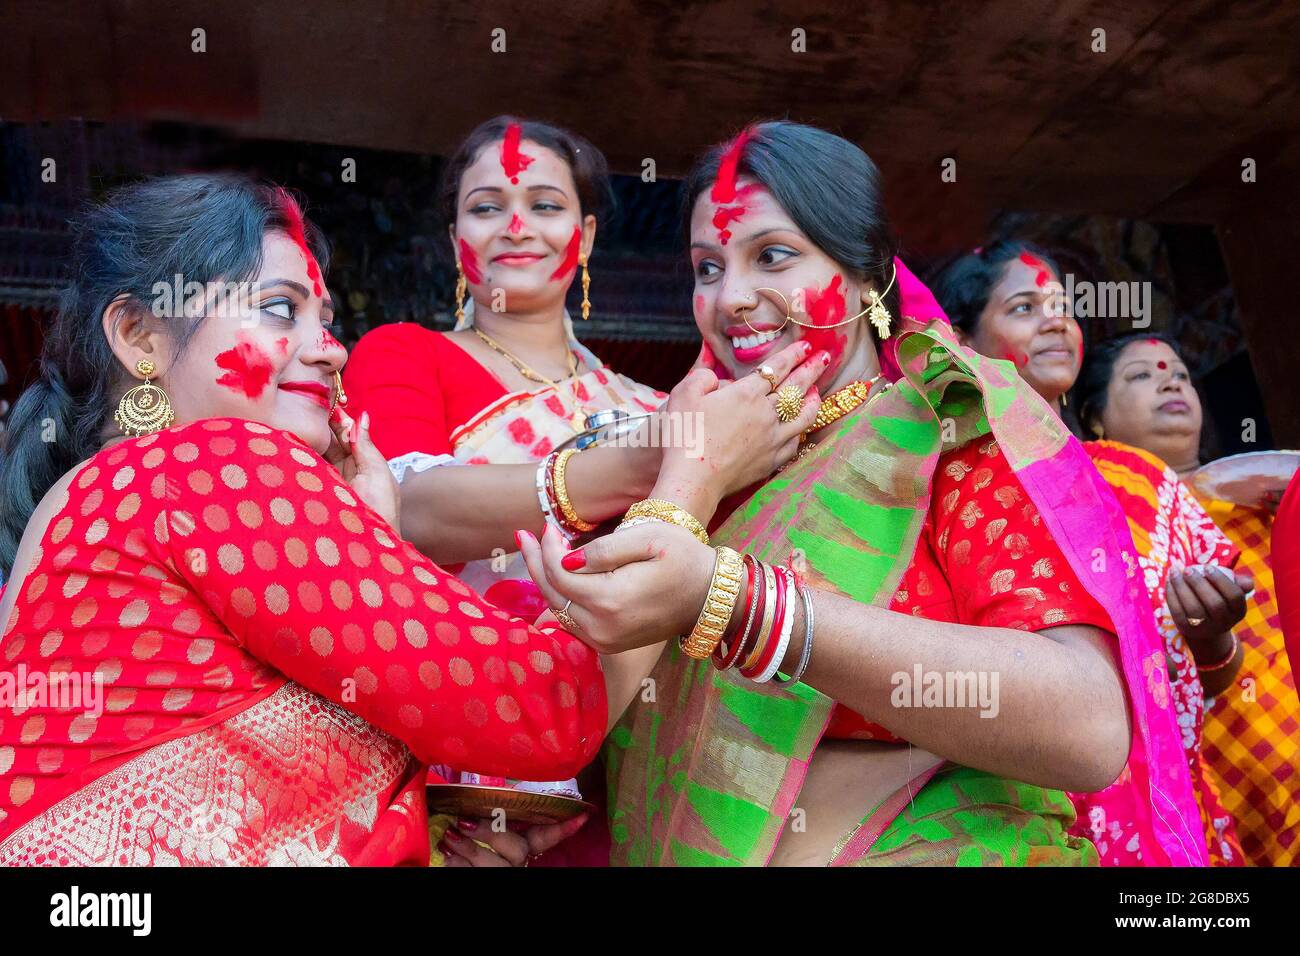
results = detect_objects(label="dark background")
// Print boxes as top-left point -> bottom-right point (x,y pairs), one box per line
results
2,0 -> 1297,453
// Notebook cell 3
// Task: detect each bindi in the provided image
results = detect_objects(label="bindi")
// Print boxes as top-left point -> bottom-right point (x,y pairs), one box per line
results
215,333 -> 275,399
508,213 -> 524,235
500,123 -> 536,184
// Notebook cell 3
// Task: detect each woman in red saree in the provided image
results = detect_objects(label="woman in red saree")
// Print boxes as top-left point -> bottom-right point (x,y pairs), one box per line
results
516,123 -> 1205,866
1075,329 -> 1298,866
935,247 -> 1248,864
0,174 -> 809,865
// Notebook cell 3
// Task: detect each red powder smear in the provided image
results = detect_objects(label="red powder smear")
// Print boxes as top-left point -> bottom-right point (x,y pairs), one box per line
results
710,129 -> 753,204
1146,337 -> 1162,345
500,123 -> 536,184
458,239 -> 483,284
1003,349 -> 1027,367
711,184 -> 762,245
805,275 -> 847,327
1018,252 -> 1050,289
549,227 -> 581,281
277,190 -> 323,298
275,337 -> 289,356
508,213 -> 524,235
696,341 -> 733,380
215,336 -> 274,399
319,328 -> 343,351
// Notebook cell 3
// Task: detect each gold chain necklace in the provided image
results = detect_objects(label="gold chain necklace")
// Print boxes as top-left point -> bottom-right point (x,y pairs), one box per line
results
474,327 -> 580,386
805,372 -> 887,435
473,326 -> 594,431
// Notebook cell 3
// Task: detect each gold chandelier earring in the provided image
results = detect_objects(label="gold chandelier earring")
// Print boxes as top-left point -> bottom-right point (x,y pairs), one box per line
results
579,252 -> 591,320
454,259 -> 468,324
114,359 -> 175,437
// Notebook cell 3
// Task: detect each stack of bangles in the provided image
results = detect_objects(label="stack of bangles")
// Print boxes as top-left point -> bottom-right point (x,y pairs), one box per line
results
535,448 -> 598,537
615,501 -> 814,685
708,551 -> 815,685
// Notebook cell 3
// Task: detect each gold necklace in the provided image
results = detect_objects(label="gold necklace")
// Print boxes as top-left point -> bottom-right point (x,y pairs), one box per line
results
473,327 -> 591,431
806,372 -> 887,435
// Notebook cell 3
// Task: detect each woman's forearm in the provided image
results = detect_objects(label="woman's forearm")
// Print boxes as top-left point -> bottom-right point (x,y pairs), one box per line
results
399,446 -> 659,564
601,643 -> 668,733
1190,631 -> 1243,698
784,593 -> 1131,792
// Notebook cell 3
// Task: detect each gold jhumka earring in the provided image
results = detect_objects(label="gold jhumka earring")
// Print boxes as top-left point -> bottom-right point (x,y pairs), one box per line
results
454,259 -> 468,324
115,359 -> 175,437
579,253 -> 591,320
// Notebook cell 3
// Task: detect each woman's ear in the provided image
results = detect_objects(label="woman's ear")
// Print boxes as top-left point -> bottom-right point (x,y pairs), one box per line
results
580,213 -> 597,260
448,224 -> 459,259
102,295 -> 167,382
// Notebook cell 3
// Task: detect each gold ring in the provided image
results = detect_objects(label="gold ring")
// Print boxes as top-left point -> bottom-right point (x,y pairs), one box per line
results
554,600 -> 579,631
775,384 -> 805,423
1186,616 -> 1205,627
757,365 -> 779,393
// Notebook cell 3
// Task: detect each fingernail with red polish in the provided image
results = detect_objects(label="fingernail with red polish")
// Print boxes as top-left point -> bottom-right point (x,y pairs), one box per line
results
444,829 -> 463,844
456,818 -> 479,832
802,341 -> 813,355
437,839 -> 453,855
820,351 -> 831,365
561,549 -> 587,571
514,531 -> 525,550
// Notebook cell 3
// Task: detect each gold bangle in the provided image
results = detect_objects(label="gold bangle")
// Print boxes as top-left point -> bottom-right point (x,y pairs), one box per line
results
552,448 -> 598,533
680,546 -> 745,659
624,498 -> 709,545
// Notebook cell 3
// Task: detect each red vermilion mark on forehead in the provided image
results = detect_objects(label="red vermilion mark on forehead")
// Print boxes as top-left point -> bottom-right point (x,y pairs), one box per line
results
508,213 -> 524,235
215,334 -> 274,399
1146,337 -> 1162,345
1157,360 -> 1168,370
277,191 -> 323,299
458,239 -> 483,285
710,129 -> 753,205
500,123 -> 536,184
712,183 -> 761,245
549,227 -> 581,281
1018,252 -> 1051,289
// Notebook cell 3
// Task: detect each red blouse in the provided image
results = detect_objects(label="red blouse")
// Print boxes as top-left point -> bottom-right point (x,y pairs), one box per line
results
342,324 -> 507,458
0,418 -> 607,844
825,436 -> 1115,740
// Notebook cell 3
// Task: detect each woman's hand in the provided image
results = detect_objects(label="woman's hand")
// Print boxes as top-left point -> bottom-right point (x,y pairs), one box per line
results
324,408 -> 401,533
439,814 -> 591,867
657,340 -> 825,505
518,520 -> 717,654
1166,564 -> 1253,644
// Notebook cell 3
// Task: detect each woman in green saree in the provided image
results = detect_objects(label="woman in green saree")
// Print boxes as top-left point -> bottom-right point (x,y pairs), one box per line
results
518,121 -> 1205,866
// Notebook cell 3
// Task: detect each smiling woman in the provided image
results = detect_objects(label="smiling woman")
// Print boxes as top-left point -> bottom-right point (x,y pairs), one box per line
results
0,173 -> 710,866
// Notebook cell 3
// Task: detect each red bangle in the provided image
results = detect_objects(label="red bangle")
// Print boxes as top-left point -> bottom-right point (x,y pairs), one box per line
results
1195,632 -> 1240,672
715,555 -> 757,670
743,563 -> 788,680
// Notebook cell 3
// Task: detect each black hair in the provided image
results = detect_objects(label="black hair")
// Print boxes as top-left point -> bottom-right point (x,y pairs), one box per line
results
0,173 -> 328,577
681,121 -> 900,327
437,115 -> 613,236
1074,330 -> 1186,438
931,240 -> 1062,335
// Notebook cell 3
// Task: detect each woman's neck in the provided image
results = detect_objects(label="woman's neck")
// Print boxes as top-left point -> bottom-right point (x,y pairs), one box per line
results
472,299 -> 574,373
824,339 -> 882,395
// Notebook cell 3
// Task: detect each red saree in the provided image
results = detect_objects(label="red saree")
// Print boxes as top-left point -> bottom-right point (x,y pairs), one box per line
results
0,418 -> 607,865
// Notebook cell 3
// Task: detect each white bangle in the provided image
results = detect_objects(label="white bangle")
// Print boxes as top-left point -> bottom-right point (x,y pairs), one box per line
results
754,567 -> 797,684
534,454 -> 573,540
774,584 -> 815,687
